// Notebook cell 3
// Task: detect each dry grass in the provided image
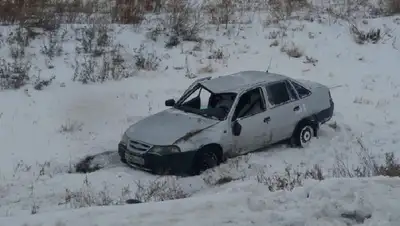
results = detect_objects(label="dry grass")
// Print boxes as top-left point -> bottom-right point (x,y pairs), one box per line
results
256,164 -> 323,192
60,176 -> 189,209
380,0 -> 400,15
0,0 -> 145,26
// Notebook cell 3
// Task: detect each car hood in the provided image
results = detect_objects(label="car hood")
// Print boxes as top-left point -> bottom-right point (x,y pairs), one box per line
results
125,108 -> 220,146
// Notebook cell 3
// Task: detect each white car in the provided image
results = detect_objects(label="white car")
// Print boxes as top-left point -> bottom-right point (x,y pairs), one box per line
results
118,70 -> 334,175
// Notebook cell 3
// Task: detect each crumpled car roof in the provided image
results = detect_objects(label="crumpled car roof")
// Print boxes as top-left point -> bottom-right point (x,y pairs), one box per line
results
199,70 -> 288,93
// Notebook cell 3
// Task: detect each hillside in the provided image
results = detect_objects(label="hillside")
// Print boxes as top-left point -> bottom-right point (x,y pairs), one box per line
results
0,0 -> 400,224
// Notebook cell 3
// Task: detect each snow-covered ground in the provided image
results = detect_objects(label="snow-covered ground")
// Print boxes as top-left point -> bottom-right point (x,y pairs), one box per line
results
0,2 -> 400,224
3,177 -> 400,226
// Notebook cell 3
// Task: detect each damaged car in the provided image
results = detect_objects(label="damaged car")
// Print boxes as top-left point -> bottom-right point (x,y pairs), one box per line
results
118,70 -> 334,175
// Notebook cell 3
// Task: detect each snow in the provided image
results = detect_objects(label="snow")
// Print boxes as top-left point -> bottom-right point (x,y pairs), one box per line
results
2,177 -> 400,226
0,3 -> 400,225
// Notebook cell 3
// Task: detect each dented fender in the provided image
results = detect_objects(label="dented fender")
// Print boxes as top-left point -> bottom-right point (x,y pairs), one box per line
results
173,121 -> 232,153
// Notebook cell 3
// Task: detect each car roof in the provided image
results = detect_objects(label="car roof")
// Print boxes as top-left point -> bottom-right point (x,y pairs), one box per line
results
199,70 -> 289,93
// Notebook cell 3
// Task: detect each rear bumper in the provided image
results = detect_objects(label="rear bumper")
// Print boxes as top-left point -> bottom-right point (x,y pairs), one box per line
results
316,100 -> 334,124
118,143 -> 196,175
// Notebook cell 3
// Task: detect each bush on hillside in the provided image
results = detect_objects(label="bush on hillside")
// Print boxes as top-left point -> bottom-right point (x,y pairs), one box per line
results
350,24 -> 381,44
163,0 -> 204,47
380,0 -> 400,15
112,0 -> 145,24
0,59 -> 31,90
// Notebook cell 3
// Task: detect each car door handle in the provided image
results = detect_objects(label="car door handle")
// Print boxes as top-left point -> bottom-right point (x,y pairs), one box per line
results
263,117 -> 271,123
293,106 -> 300,111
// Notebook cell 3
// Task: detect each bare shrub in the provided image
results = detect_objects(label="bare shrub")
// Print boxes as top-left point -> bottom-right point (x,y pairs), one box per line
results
183,55 -> 196,78
303,56 -> 318,66
207,48 -> 225,59
13,160 -> 32,178
75,23 -> 112,57
133,44 -> 161,71
164,0 -> 204,47
256,166 -> 303,192
376,152 -> 400,177
73,23 -> 134,83
332,139 -> 377,178
146,25 -> 165,42
256,165 -> 324,192
40,29 -> 66,60
280,42 -> 303,58
206,0 -> 235,29
379,0 -> 400,15
62,176 -> 116,208
134,177 -> 189,202
112,0 -> 145,24
270,39 -> 279,47
59,119 -> 83,133
73,55 -> 98,84
341,211 -> 372,224
197,61 -> 217,74
34,75 -> 55,90
0,0 -> 54,26
350,24 -> 381,44
6,25 -> 38,60
99,44 -> 135,81
332,137 -> 400,178
0,59 -> 31,90
304,164 -> 324,180
267,0 -> 308,21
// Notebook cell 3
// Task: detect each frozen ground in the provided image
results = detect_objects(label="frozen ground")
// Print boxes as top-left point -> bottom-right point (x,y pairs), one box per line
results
0,4 -> 400,225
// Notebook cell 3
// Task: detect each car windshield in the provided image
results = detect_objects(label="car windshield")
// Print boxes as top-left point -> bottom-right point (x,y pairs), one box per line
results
174,84 -> 237,120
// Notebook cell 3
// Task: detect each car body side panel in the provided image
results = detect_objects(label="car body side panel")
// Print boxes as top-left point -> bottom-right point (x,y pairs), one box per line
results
299,86 -> 331,116
263,100 -> 306,143
233,112 -> 272,154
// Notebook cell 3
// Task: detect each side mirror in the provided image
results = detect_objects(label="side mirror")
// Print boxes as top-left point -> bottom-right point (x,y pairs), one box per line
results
165,99 -> 175,107
232,120 -> 242,136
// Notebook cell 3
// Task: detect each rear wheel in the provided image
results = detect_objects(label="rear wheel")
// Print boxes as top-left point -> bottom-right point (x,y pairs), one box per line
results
291,121 -> 316,148
119,152 -> 127,164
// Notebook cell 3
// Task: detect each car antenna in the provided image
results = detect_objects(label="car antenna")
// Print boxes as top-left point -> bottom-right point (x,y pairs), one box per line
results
266,57 -> 272,73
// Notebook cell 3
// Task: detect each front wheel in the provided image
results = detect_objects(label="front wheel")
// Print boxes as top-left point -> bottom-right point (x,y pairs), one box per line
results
191,151 -> 219,175
291,121 -> 316,148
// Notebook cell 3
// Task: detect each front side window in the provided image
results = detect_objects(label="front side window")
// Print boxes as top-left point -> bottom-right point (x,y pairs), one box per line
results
176,84 -> 236,120
232,87 -> 266,120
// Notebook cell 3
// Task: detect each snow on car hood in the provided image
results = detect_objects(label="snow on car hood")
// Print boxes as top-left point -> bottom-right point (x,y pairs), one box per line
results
125,108 -> 219,146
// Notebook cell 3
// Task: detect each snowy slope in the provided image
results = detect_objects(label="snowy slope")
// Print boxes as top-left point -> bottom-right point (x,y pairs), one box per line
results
0,5 -> 399,221
2,177 -> 400,226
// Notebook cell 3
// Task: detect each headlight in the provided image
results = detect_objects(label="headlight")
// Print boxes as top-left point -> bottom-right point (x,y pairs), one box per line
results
121,132 -> 129,145
148,145 -> 181,155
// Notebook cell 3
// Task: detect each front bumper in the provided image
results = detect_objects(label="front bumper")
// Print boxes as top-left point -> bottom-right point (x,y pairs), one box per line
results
118,143 -> 196,175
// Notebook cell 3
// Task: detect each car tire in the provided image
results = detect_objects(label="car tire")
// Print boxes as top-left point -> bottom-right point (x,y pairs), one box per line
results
119,152 -> 127,164
192,151 -> 219,175
292,121 -> 316,148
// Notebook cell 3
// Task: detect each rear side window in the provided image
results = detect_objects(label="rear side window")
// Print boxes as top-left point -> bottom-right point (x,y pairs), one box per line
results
291,81 -> 311,98
265,81 -> 291,106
